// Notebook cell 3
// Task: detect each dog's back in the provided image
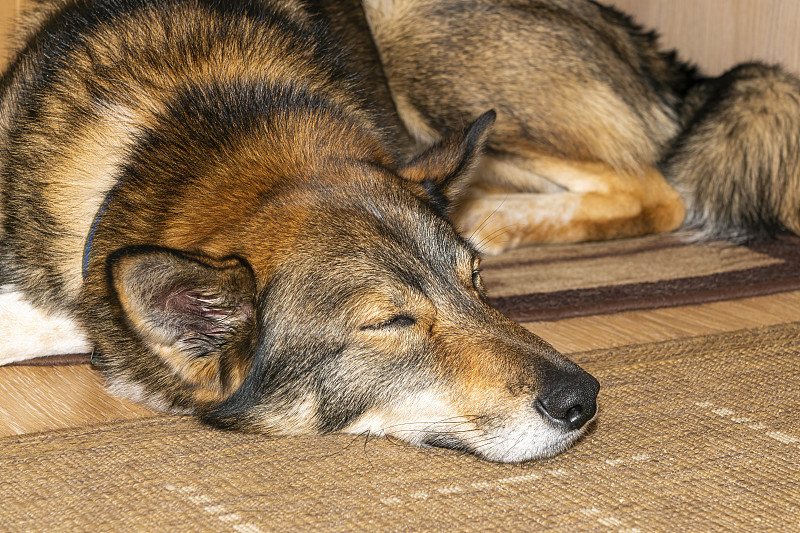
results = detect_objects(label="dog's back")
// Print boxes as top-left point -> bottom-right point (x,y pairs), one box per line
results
366,0 -> 800,249
366,0 -> 689,172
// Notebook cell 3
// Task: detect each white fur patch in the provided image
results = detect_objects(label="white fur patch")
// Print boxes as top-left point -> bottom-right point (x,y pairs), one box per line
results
56,105 -> 141,299
251,395 -> 321,435
0,287 -> 91,365
391,93 -> 440,147
105,374 -> 178,413
343,388 -> 458,447
343,387 -> 588,463
476,155 -> 568,194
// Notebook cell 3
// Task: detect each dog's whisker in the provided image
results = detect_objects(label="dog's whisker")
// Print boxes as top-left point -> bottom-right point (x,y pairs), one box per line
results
468,195 -> 509,241
317,430 -> 371,460
382,433 -> 417,449
473,223 -> 520,251
473,226 -> 507,250
360,431 -> 376,468
380,416 -> 480,430
499,433 -> 527,463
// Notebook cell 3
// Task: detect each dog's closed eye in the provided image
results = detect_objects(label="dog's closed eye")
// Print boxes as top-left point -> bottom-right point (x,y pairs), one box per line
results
362,315 -> 416,331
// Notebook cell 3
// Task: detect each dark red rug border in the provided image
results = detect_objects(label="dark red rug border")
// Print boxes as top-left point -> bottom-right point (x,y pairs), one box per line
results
488,234 -> 800,322
5,353 -> 93,367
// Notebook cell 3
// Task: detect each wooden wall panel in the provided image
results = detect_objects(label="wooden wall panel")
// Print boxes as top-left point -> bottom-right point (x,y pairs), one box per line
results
608,0 -> 800,76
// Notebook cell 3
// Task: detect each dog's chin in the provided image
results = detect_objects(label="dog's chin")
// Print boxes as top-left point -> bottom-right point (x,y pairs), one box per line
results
420,422 -> 591,463
344,397 -> 595,463
340,387 -> 596,463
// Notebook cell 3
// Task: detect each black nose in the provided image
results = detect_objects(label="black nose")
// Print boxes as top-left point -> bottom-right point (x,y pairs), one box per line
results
536,364 -> 600,431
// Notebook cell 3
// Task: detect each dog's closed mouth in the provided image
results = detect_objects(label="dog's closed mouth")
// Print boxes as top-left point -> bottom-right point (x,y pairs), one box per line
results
422,434 -> 473,453
415,423 -> 593,463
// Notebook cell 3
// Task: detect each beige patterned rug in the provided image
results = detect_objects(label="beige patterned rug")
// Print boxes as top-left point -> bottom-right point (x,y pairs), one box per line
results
3,322 -> 799,531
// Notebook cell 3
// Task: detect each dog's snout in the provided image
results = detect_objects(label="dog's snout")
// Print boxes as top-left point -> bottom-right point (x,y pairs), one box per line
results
536,365 -> 600,431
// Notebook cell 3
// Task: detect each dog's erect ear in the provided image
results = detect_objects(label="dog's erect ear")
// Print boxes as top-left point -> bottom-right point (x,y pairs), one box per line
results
399,110 -> 496,211
109,246 -> 256,399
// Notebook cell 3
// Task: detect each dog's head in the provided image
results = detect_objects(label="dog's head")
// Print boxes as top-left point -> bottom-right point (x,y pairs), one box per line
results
107,111 -> 598,462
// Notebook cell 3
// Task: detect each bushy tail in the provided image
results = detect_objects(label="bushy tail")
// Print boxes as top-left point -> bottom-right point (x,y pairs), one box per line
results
663,62 -> 800,241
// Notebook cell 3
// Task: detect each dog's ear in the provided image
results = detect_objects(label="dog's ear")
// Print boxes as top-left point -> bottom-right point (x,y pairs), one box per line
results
108,246 -> 256,399
399,110 -> 495,212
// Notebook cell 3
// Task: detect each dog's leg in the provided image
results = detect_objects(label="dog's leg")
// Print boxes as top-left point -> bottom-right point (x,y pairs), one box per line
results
454,153 -> 686,254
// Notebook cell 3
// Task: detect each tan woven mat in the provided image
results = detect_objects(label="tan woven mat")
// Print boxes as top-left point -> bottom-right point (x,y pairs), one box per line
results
3,322 -> 800,531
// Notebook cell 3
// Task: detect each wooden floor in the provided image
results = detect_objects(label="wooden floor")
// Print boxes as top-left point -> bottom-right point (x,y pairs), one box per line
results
0,365 -> 156,437
2,290 -> 799,438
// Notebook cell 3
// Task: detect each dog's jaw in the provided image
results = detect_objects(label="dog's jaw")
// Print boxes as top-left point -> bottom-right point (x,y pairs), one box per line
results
471,410 -> 596,463
341,387 -> 591,463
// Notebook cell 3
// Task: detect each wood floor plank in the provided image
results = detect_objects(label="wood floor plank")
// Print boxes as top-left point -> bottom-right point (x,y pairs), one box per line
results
0,365 -> 156,436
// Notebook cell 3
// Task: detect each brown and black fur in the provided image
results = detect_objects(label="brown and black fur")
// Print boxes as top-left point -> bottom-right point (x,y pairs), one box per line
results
0,0 -> 600,463
4,0 -> 798,462
365,0 -> 800,252
666,62 -> 800,240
